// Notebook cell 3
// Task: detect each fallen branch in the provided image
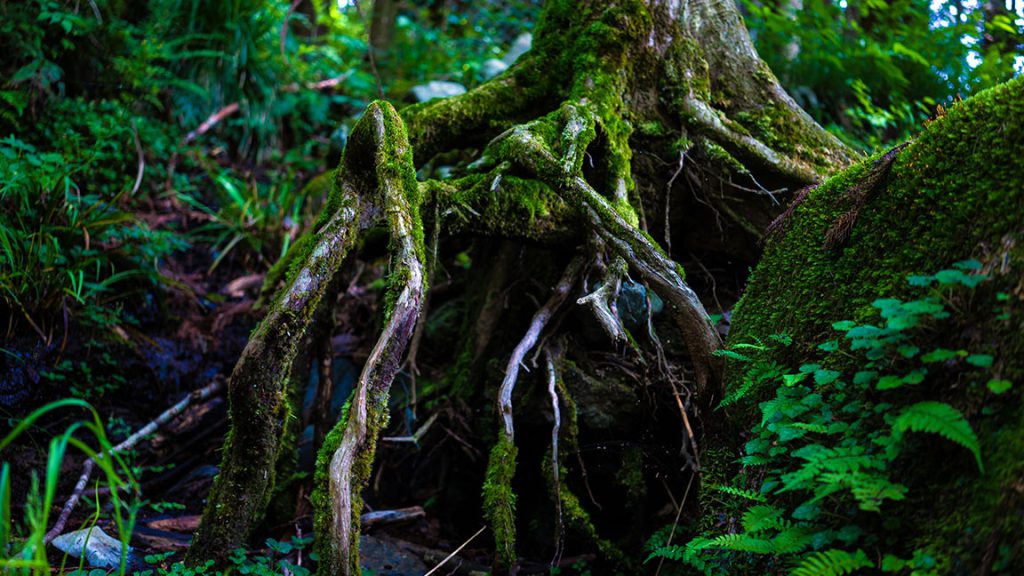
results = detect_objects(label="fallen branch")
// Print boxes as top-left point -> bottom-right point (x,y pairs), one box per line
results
44,378 -> 224,544
360,506 -> 425,528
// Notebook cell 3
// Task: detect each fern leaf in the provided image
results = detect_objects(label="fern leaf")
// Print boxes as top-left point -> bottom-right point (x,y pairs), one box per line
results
741,504 -> 785,533
771,527 -> 813,554
707,533 -> 775,554
791,549 -> 872,576
893,401 -> 983,471
712,485 -> 767,502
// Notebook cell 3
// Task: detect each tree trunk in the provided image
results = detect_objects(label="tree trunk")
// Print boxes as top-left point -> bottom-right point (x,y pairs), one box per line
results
188,0 -> 856,573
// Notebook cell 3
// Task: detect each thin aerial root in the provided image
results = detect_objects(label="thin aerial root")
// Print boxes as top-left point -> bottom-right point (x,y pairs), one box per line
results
497,255 -> 585,440
545,345 -> 565,567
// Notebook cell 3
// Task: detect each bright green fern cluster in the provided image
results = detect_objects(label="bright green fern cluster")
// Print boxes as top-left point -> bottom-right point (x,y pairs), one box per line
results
648,260 -> 1010,575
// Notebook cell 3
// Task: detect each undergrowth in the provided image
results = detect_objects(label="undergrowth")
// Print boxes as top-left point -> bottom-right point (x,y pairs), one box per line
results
648,260 -> 1012,575
0,399 -> 139,575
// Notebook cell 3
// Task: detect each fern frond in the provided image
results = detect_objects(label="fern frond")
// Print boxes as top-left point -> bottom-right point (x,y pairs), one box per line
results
893,401 -> 982,471
721,360 -> 784,407
791,549 -> 871,576
712,485 -> 767,502
742,504 -> 785,533
707,533 -> 775,554
771,527 -> 813,554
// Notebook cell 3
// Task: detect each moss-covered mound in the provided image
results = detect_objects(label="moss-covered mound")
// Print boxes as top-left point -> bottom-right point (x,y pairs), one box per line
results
721,77 -> 1024,573
732,77 -> 1023,350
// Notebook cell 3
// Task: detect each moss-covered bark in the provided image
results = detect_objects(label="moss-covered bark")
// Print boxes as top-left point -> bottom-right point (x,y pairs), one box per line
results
724,78 -> 1024,573
188,101 -> 424,569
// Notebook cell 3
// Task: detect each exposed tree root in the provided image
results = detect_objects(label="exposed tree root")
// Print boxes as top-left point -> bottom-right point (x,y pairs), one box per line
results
544,345 -> 565,566
497,255 -> 584,440
485,255 -> 584,571
188,101 -> 424,569
189,1 -> 863,572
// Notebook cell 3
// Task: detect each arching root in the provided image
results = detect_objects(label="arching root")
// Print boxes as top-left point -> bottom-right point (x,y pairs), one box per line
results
188,101 -> 425,573
311,103 -> 426,576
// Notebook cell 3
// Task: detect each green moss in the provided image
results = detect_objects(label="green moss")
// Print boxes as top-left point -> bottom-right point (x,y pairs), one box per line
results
726,77 -> 1024,573
731,78 -> 1024,372
483,435 -> 519,570
662,37 -> 711,103
429,171 -> 575,242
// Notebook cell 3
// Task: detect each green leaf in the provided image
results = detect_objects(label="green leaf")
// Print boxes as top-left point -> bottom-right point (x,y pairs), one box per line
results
920,348 -> 960,363
896,345 -> 920,358
953,259 -> 982,270
902,368 -> 926,385
907,274 -> 934,286
966,354 -> 993,368
814,369 -> 841,386
872,298 -> 902,311
852,371 -> 877,386
818,339 -> 839,352
893,401 -> 983,472
934,269 -> 968,285
784,373 -> 810,387
987,379 -> 1012,394
876,375 -> 903,390
831,320 -> 857,331
881,554 -> 907,572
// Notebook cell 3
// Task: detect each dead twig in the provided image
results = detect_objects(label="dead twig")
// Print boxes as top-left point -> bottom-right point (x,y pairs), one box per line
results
423,526 -> 487,576
44,378 -> 225,544
182,103 -> 241,146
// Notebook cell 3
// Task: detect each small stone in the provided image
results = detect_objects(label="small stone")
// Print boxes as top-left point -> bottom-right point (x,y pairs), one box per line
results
502,33 -> 533,65
51,526 -> 132,569
481,58 -> 509,80
410,81 -> 467,103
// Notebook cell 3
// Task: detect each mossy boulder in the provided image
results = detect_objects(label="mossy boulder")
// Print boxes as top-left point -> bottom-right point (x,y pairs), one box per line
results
724,77 -> 1024,573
